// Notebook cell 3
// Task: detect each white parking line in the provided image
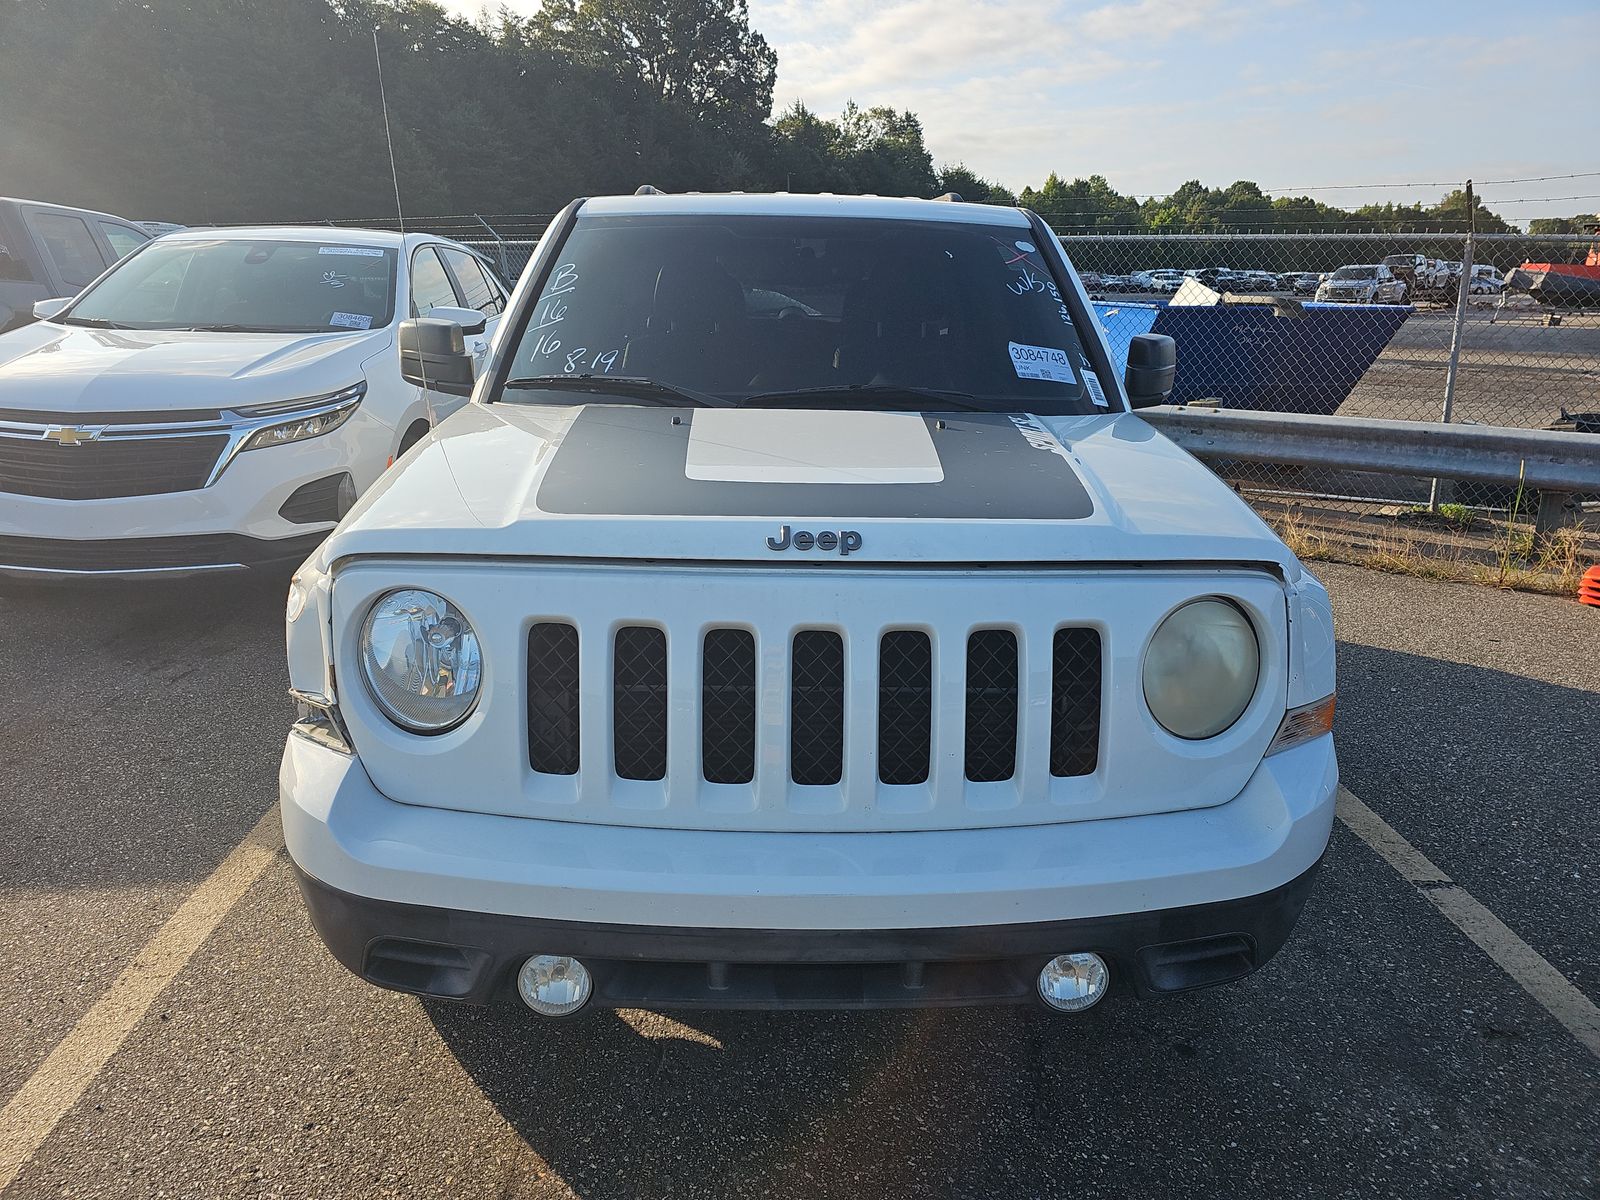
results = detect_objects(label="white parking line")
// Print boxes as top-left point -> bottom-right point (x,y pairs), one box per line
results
0,808 -> 282,1194
1338,786 -> 1600,1058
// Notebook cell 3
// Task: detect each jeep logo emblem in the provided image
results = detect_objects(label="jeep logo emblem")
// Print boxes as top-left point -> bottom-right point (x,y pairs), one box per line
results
766,524 -> 862,556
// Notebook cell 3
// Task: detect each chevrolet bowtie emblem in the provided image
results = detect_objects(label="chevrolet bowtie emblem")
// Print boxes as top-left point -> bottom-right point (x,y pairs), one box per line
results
42,425 -> 99,445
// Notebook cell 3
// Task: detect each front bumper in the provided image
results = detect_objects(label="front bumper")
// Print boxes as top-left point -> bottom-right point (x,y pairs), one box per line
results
280,733 -> 1337,1009
0,530 -> 329,581
0,414 -> 385,581
294,856 -> 1323,1008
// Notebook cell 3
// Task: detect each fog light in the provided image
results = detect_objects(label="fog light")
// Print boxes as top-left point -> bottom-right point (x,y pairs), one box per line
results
1037,952 -> 1109,1012
516,954 -> 592,1017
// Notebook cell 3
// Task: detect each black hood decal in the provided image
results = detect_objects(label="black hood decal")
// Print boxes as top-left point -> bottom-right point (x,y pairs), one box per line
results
535,407 -> 1094,520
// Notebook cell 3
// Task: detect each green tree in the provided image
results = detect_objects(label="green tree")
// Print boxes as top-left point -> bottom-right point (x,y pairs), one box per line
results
936,164 -> 1016,205
1019,173 -> 1141,229
531,0 -> 774,127
835,103 -> 938,197
1528,215 -> 1598,234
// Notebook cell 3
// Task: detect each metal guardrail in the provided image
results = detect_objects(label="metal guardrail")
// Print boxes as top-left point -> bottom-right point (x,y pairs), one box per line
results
1141,406 -> 1600,519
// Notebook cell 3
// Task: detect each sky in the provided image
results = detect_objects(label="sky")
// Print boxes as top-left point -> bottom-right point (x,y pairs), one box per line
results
435,0 -> 1600,227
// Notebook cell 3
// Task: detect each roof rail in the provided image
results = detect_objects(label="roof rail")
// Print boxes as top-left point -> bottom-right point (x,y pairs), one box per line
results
634,184 -> 665,196
933,192 -> 965,203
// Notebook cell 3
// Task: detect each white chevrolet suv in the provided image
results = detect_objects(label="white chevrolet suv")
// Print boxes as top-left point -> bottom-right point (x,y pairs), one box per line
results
282,193 -> 1337,1018
0,227 -> 506,581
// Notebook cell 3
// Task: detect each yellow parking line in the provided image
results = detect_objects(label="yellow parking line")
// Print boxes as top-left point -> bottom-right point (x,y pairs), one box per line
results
1338,786 -> 1600,1058
0,808 -> 282,1194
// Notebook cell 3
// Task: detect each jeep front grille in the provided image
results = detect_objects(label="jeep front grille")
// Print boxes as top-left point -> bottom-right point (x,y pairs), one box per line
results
613,626 -> 668,781
701,629 -> 756,785
524,621 -> 1102,789
790,630 -> 845,785
877,631 -> 932,785
1050,629 -> 1102,777
526,622 -> 581,775
964,630 -> 1020,783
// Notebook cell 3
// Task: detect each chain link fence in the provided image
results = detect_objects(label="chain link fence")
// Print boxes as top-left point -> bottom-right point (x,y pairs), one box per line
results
1057,232 -> 1598,554
367,214 -> 1597,564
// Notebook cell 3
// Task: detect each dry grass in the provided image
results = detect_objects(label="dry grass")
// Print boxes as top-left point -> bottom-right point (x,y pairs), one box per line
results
1274,509 -> 1592,597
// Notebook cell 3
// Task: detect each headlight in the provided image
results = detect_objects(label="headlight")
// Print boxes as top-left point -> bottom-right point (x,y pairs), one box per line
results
1143,598 -> 1260,739
359,589 -> 483,733
239,382 -> 364,452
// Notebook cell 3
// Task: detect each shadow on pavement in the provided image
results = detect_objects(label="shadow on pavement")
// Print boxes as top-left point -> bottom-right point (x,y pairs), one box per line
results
426,997 -> 1126,1199
0,570 -> 294,892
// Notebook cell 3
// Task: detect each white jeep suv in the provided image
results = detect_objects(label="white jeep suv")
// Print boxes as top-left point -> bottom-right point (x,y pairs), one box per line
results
282,193 -> 1337,1018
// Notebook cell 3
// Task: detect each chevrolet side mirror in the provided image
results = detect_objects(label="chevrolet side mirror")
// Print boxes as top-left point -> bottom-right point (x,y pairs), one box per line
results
1125,333 -> 1176,409
399,317 -> 475,397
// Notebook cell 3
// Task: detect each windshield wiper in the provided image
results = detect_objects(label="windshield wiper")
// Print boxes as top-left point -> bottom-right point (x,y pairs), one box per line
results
502,374 -> 730,408
737,384 -> 992,412
58,316 -> 135,329
180,323 -> 331,333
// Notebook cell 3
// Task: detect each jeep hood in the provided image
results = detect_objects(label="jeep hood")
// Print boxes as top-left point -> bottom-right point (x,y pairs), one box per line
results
323,403 -> 1296,571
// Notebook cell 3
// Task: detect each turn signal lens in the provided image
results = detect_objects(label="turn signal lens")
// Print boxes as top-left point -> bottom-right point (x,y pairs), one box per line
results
1266,693 -> 1336,756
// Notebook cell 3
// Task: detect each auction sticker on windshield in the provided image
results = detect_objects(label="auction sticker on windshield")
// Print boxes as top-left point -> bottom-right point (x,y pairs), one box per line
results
1008,341 -> 1077,384
319,246 -> 385,257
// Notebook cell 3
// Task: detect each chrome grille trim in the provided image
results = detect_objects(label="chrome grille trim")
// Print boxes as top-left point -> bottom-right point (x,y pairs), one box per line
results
0,384 -> 363,495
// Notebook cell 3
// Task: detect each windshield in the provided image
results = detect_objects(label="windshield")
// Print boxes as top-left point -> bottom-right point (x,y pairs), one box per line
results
501,214 -> 1112,414
1332,266 -> 1377,280
60,238 -> 398,332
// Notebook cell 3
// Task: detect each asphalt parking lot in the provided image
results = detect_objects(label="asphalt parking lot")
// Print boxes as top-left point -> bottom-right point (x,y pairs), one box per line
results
0,562 -> 1596,1199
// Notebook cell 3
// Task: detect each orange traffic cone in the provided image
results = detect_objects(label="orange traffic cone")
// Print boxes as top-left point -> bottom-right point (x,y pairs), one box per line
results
1581,564 -> 1600,608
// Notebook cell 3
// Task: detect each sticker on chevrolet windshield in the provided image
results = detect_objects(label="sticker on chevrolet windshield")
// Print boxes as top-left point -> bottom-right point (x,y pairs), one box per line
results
1082,370 -> 1109,407
329,311 -> 373,329
1008,342 -> 1077,384
318,246 -> 385,257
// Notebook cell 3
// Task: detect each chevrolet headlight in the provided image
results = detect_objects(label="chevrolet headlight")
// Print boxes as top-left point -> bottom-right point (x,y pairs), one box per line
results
359,589 -> 483,733
1143,598 -> 1260,740
239,382 -> 365,452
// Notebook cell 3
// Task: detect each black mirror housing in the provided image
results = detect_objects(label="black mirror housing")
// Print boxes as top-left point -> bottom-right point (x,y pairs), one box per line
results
399,317 -> 475,397
1125,333 -> 1177,409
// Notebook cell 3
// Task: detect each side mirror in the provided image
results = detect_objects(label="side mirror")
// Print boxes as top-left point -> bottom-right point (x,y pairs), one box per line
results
399,318 -> 475,397
32,297 -> 70,321
1124,333 -> 1176,409
425,305 -> 488,336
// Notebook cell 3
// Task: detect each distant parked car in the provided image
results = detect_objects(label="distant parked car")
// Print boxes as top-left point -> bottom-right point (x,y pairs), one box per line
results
0,226 -> 510,581
1184,267 -> 1237,291
0,196 -> 151,332
1287,272 -> 1320,296
135,220 -> 188,237
1468,264 -> 1505,295
1380,253 -> 1429,291
1316,264 -> 1407,304
1146,269 -> 1185,293
1236,270 -> 1279,293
